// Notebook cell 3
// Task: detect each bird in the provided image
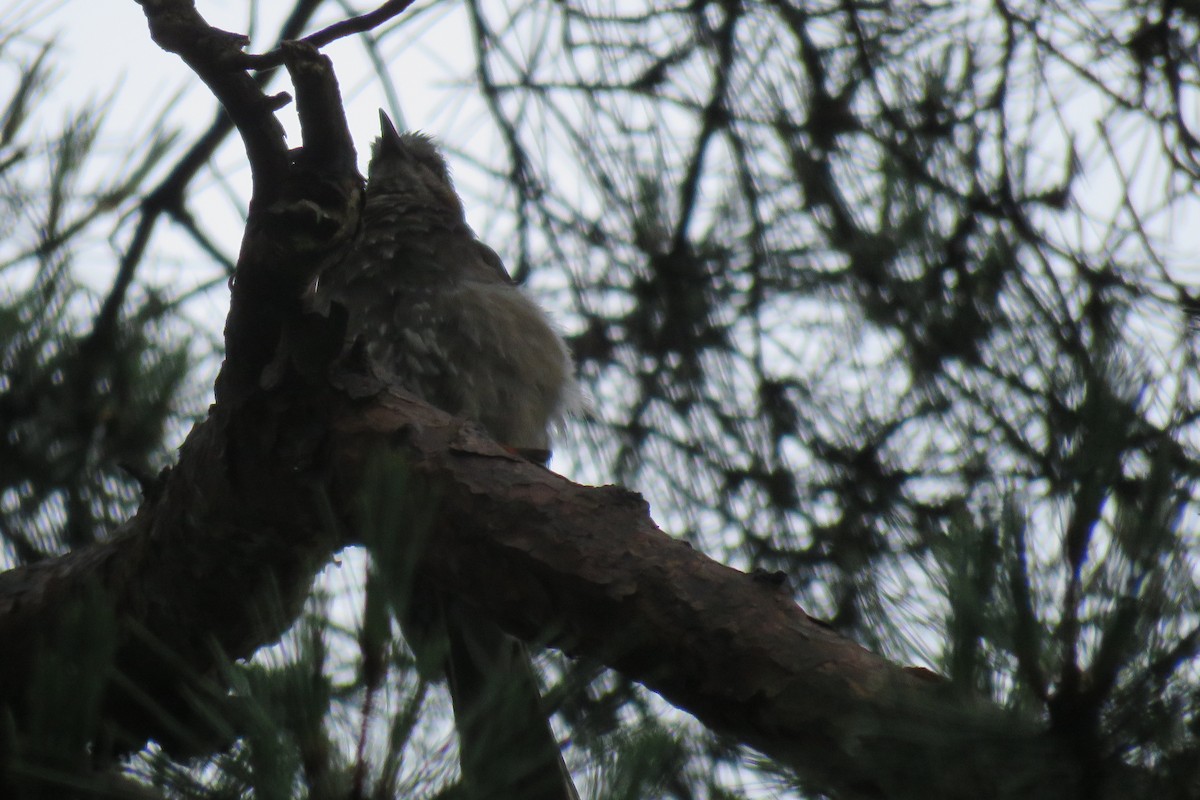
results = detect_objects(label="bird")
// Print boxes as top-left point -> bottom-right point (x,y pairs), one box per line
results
313,111 -> 579,800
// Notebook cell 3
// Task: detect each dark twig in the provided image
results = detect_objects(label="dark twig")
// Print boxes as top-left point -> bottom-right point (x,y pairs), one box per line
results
136,0 -> 290,204
240,0 -> 417,70
87,0 -> 325,361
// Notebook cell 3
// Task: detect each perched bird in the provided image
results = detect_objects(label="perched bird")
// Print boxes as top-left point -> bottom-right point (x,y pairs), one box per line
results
314,112 -> 578,800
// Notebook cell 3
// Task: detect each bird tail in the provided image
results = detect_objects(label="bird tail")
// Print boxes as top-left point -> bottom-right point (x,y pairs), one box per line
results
441,602 -> 580,800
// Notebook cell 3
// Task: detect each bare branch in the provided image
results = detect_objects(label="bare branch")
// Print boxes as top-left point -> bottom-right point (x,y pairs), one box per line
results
242,0 -> 418,70
135,0 -> 290,207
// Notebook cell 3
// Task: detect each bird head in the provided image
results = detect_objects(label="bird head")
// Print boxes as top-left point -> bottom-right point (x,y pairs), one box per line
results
367,111 -> 463,215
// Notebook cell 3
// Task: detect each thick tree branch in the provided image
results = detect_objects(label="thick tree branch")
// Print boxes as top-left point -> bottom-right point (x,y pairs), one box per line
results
0,392 -> 337,756
332,392 -> 1089,800
135,4 -> 365,405
0,386 -> 1086,798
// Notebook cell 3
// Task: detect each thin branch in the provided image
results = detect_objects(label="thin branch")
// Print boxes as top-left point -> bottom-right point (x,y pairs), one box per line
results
241,0 -> 418,70
136,0 -> 290,204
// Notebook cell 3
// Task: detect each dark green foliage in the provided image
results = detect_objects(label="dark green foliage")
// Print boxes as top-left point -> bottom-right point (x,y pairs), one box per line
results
0,31 -> 189,559
2,584 -> 118,799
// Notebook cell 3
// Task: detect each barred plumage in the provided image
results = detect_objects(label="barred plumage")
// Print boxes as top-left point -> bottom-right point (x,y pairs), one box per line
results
315,121 -> 575,452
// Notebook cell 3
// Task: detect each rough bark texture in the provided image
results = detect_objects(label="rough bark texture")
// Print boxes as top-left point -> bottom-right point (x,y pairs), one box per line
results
331,391 -> 1084,800
0,393 -> 337,755
0,385 -> 1082,799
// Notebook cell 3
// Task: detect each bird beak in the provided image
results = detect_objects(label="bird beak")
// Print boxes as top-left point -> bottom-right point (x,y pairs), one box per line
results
378,110 -> 404,154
